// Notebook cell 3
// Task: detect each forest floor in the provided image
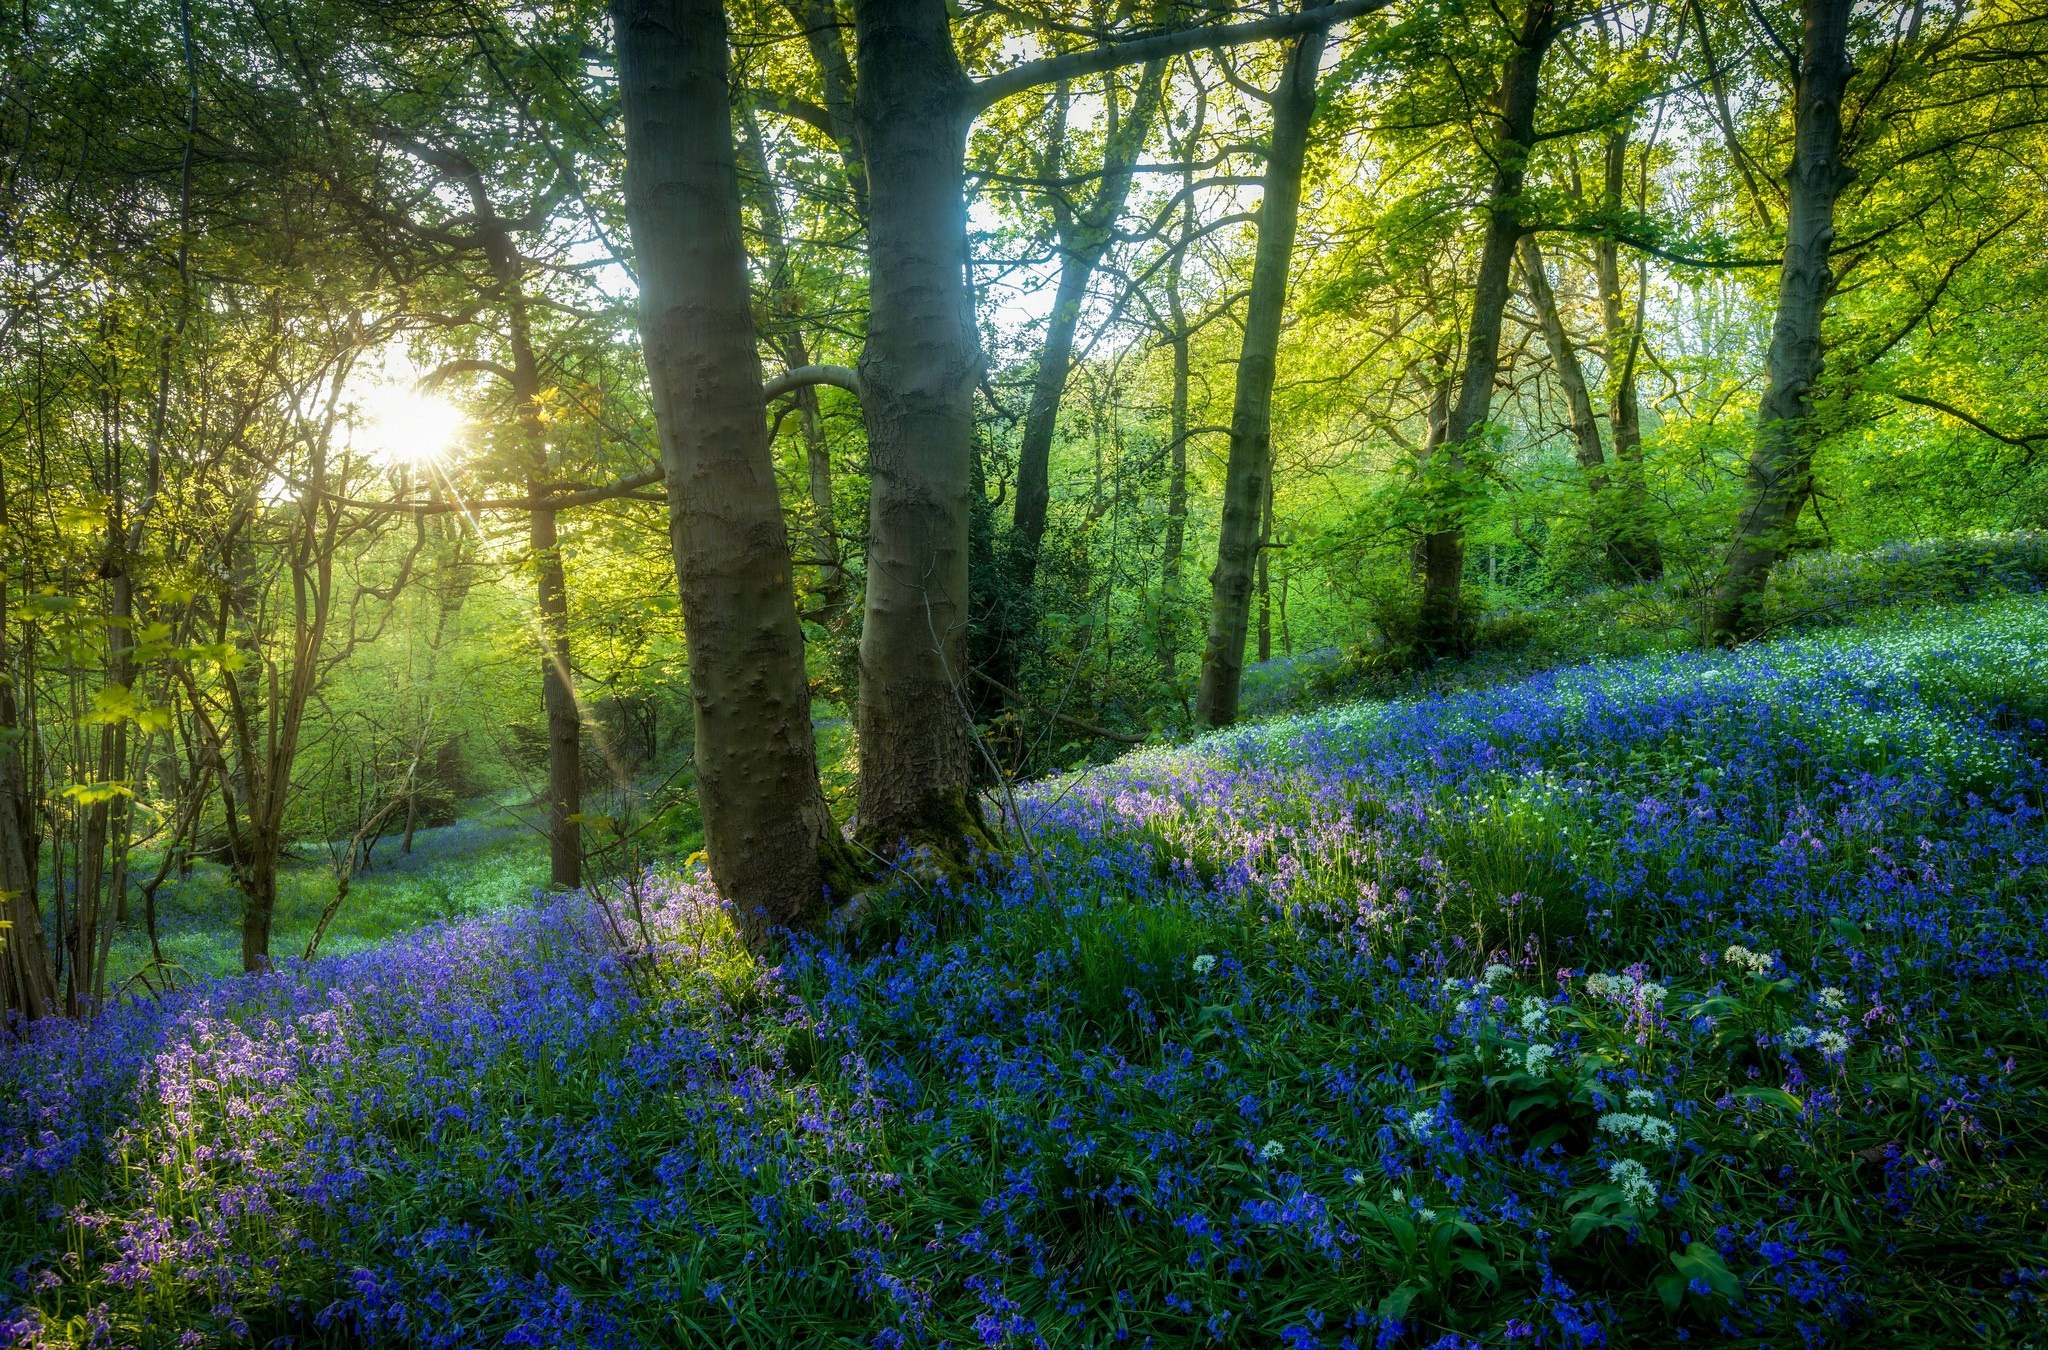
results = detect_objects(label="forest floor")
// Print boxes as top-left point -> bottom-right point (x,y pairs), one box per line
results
105,814 -> 548,988
6,590 -> 2048,1347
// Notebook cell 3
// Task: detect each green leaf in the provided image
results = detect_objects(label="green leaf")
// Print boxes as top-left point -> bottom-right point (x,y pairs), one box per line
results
1670,1241 -> 1744,1304
1733,1085 -> 1804,1115
1453,1250 -> 1499,1286
1377,1282 -> 1422,1322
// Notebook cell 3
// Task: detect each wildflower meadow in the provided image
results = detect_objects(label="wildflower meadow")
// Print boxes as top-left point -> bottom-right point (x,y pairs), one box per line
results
5,595 -> 2046,1347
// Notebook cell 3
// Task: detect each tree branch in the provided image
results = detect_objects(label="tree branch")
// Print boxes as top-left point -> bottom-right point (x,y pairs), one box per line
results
1888,391 -> 2047,452
329,466 -> 668,517
970,0 -> 1395,113
764,364 -> 862,400
1536,221 -> 1779,268
750,88 -> 839,140
421,358 -> 518,387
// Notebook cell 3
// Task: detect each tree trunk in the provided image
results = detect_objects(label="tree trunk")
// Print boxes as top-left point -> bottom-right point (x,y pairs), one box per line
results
1195,6 -> 1326,728
614,0 -> 851,939
740,104 -> 850,633
1518,235 -> 1607,481
0,561 -> 58,1024
846,0 -> 990,857
1592,131 -> 1663,583
1010,59 -> 1167,579
1706,0 -> 1853,642
240,843 -> 277,975
531,503 -> 582,890
785,0 -> 867,216
1256,476 -> 1274,664
1417,0 -> 1560,658
1163,305 -> 1196,680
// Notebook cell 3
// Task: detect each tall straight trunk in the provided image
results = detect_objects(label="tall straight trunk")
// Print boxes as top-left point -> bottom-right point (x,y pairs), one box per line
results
1417,0 -> 1560,657
846,0 -> 989,855
1522,234 -> 1654,581
1160,318 -> 1191,679
1518,235 -> 1606,481
1256,543 -> 1272,663
738,105 -> 847,626
0,554 -> 58,1023
1157,88 -> 1205,687
1592,131 -> 1663,582
785,0 -> 867,216
1706,0 -> 1853,642
530,504 -> 581,890
499,279 -> 581,891
1010,59 -> 1167,576
1408,350 -> 1455,579
1194,7 -> 1326,728
435,159 -> 584,891
613,0 -> 848,938
986,61 -> 1167,716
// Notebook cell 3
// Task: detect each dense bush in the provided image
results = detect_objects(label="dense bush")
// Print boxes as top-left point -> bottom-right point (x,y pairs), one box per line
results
5,596 -> 2047,1347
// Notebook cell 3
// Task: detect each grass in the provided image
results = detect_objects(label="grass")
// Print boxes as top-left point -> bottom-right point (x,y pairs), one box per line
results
4,592 -> 2047,1347
107,815 -> 549,987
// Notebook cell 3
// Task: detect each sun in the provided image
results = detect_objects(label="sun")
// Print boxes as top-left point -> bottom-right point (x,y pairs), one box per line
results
357,384 -> 466,468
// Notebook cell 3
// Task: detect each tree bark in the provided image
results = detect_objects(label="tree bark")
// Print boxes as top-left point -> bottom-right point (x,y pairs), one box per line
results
738,104 -> 850,640
1417,0 -> 1561,657
1592,131 -> 1663,582
0,549 -> 58,1024
846,0 -> 990,857
1706,0 -> 1853,643
1518,235 -> 1607,482
1195,6 -> 1326,728
1257,475 -> 1277,664
614,0 -> 850,939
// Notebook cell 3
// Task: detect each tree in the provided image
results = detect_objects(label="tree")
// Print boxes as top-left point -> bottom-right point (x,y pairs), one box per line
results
1416,0 -> 1567,657
1195,4 -> 1329,727
611,0 -> 853,940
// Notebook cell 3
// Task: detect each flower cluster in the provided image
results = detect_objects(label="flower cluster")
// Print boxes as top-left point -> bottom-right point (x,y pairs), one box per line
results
1723,944 -> 1775,976
1598,1112 -> 1681,1148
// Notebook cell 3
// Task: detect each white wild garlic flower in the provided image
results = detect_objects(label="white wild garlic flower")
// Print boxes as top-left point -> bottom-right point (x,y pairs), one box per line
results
1607,1158 -> 1659,1208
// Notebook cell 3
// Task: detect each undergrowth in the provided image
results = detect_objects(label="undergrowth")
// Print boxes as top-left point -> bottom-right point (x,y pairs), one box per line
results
4,594 -> 2046,1347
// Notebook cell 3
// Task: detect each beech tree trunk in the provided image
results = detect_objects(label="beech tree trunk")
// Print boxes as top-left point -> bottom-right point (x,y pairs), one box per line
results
479,213 -> 583,890
1195,6 -> 1326,728
1256,479 -> 1274,665
613,0 -> 850,939
1592,131 -> 1663,583
1707,0 -> 1853,642
0,558 -> 58,1023
1417,0 -> 1560,657
846,0 -> 989,856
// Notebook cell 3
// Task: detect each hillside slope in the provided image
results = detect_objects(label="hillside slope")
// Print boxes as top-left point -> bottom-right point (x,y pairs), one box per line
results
6,596 -> 2047,1348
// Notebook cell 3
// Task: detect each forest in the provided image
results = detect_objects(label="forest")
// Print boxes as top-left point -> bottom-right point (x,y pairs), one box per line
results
2,0 -> 2046,1345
